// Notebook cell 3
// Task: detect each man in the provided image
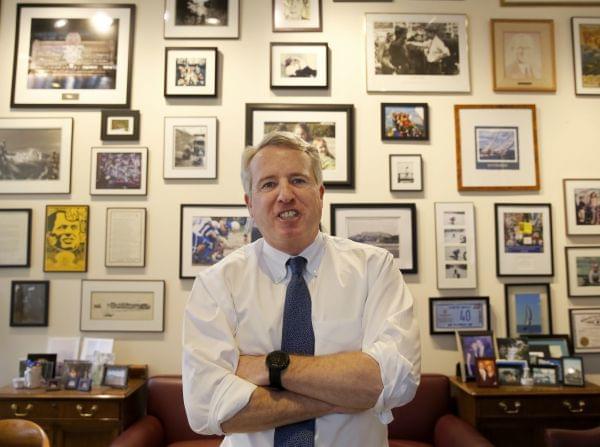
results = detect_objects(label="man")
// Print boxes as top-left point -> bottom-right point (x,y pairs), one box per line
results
45,207 -> 86,271
182,131 -> 420,446
505,33 -> 540,80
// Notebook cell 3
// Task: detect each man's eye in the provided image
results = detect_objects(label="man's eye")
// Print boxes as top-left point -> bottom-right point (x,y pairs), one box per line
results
292,177 -> 307,185
260,181 -> 275,190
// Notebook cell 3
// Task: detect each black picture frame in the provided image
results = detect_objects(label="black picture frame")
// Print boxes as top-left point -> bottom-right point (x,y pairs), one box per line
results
330,203 -> 418,273
164,47 -> 218,98
562,356 -> 585,386
565,246 -> 600,297
505,283 -> 553,338
497,361 -> 525,386
0,209 -> 32,267
102,365 -> 129,388
10,281 -> 49,327
270,42 -> 329,89
381,103 -> 429,141
245,103 -> 355,189
523,334 -> 572,358
272,0 -> 323,32
532,365 -> 559,386
429,297 -> 491,335
101,110 -> 140,141
389,154 -> 423,192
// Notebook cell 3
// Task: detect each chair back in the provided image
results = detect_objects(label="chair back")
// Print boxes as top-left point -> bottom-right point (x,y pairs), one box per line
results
0,419 -> 50,447
544,426 -> 600,447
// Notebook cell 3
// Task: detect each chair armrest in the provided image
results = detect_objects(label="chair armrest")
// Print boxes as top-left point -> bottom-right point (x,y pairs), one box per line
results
109,415 -> 165,447
433,414 -> 493,447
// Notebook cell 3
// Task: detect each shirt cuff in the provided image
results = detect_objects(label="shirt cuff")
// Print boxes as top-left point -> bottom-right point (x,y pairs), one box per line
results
208,374 -> 257,435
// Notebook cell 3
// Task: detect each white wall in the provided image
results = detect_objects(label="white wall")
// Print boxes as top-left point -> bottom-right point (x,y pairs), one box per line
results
2,0 -> 600,386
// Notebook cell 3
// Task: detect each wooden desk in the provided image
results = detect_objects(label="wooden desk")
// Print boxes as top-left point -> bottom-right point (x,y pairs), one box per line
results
0,379 -> 146,447
450,376 -> 600,447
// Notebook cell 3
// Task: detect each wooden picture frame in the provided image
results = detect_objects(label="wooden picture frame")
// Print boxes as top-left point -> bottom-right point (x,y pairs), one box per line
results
164,0 -> 239,38
566,246 -> 600,297
164,47 -> 218,97
381,103 -> 429,141
389,154 -> 423,192
105,208 -> 146,268
272,0 -> 322,32
0,209 -> 31,268
101,110 -> 140,141
569,308 -> 600,354
90,147 -> 148,196
10,281 -> 50,327
429,297 -> 490,335
572,17 -> 600,96
505,283 -> 552,337
270,42 -> 328,89
44,205 -> 89,273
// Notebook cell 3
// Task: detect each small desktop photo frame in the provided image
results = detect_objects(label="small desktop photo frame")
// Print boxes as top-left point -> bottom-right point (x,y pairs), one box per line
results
496,360 -> 525,385
456,331 -> 497,382
562,357 -> 585,386
475,357 -> 499,387
532,365 -> 559,386
429,297 -> 490,335
102,365 -> 129,388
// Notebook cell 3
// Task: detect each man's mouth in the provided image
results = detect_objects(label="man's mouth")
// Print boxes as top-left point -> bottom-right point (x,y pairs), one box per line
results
278,210 -> 299,220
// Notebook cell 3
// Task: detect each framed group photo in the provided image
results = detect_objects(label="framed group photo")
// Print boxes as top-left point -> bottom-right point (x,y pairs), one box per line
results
11,4 -> 135,108
164,0 -> 239,38
10,281 -> 49,327
273,0 -> 322,32
330,203 -> 418,273
569,308 -> 600,354
105,208 -> 146,268
381,103 -> 429,141
270,43 -> 328,89
389,155 -> 423,192
246,103 -> 354,188
566,246 -> 600,297
0,118 -> 72,194
505,283 -> 552,337
563,179 -> 600,235
491,19 -> 556,92
0,209 -> 31,268
495,203 -> 554,277
101,110 -> 140,141
572,17 -> 600,95
365,13 -> 470,92
90,147 -> 148,196
455,104 -> 540,191
44,205 -> 89,273
164,47 -> 218,97
429,297 -> 490,335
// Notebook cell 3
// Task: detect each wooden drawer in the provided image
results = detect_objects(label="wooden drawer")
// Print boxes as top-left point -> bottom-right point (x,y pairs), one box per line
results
60,400 -> 120,420
0,400 -> 60,419
478,395 -> 600,418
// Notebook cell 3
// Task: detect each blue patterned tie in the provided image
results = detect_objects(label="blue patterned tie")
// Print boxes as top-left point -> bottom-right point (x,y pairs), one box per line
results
274,256 -> 315,447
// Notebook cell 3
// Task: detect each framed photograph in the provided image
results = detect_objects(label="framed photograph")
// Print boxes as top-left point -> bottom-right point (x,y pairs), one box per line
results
434,202 -> 477,289
11,4 -> 135,108
27,353 -> 57,379
429,297 -> 490,335
273,0 -> 322,32
180,205 -> 251,278
566,246 -> 600,297
102,365 -> 129,388
164,117 -> 217,180
0,209 -> 31,267
46,378 -> 61,391
365,13 -> 470,92
381,103 -> 429,141
524,334 -> 571,359
456,331 -> 497,382
164,47 -> 218,97
562,357 -> 585,386
454,104 -> 540,191
572,17 -> 600,95
10,281 -> 49,327
246,103 -> 354,188
494,203 -> 553,277
389,155 -> 423,192
497,361 -> 524,385
44,205 -> 89,273
62,360 -> 92,385
497,338 -> 529,361
330,203 -> 418,273
0,118 -> 72,194
270,43 -> 328,89
532,365 -> 558,385
505,283 -> 552,337
491,19 -> 556,92
80,280 -> 165,332
563,179 -> 600,235
475,358 -> 499,387
164,0 -> 239,38
105,208 -> 146,268
502,0 -> 600,5
90,147 -> 147,196
101,110 -> 140,141
77,377 -> 92,392
569,308 -> 600,353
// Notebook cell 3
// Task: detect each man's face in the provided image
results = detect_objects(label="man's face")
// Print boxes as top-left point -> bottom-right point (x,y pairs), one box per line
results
245,146 -> 324,255
51,212 -> 81,250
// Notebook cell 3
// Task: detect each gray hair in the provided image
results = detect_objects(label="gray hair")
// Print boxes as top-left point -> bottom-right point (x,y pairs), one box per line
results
241,130 -> 323,196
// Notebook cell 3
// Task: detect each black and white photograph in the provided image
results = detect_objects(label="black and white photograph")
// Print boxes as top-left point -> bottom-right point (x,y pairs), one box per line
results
273,0 -> 322,32
165,48 -> 217,97
0,209 -> 31,268
389,154 -> 423,191
90,147 -> 147,196
443,211 -> 465,226
101,110 -> 140,141
10,281 -> 49,327
444,264 -> 467,279
444,228 -> 466,244
270,43 -> 328,88
102,365 -> 129,388
164,0 -> 239,38
164,117 -> 217,179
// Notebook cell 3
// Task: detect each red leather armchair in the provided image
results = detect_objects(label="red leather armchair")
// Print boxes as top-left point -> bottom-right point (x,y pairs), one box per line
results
544,426 -> 600,447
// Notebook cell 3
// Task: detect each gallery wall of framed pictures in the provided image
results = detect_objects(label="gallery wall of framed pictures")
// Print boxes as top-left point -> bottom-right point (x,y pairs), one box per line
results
1,0 -> 600,387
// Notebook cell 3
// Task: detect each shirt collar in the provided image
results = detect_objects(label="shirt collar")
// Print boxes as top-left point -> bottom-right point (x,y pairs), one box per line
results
261,232 -> 326,283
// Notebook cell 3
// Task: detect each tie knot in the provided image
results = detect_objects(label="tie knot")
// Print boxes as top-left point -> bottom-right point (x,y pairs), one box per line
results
287,256 -> 307,276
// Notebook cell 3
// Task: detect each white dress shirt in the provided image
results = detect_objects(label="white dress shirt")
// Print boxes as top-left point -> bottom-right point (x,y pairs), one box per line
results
182,232 -> 421,447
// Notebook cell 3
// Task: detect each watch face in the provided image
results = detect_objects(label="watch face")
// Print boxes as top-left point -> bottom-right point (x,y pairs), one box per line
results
268,351 -> 289,369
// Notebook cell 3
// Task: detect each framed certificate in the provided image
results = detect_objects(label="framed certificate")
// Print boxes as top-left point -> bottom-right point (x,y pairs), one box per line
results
569,308 -> 600,353
429,297 -> 490,335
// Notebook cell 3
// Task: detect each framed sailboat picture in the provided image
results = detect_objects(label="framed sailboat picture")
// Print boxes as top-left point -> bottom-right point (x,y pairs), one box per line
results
505,283 -> 552,337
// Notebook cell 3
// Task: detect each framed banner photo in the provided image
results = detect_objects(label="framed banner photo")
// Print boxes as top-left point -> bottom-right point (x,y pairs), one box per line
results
10,281 -> 49,327
455,104 -> 540,191
330,203 -> 417,273
429,297 -> 490,335
164,47 -> 218,97
101,110 -> 140,141
0,209 -> 31,268
11,4 -> 135,108
164,0 -> 239,38
569,308 -> 600,354
273,0 -> 322,32
381,103 -> 429,141
572,18 -> 600,95
491,19 -> 556,92
90,147 -> 148,196
495,203 -> 553,277
505,283 -> 552,338
270,43 -> 328,89
389,155 -> 423,192
563,179 -> 600,235
105,208 -> 146,268
44,205 -> 89,273
566,246 -> 600,297
246,103 -> 354,188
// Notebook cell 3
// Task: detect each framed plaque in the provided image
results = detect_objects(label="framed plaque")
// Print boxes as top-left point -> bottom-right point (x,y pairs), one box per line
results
429,297 -> 490,335
569,308 -> 600,353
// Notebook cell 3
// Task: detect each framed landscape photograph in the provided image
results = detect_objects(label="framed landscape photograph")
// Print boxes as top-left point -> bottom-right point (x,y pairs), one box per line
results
80,280 -> 165,332
455,105 -> 540,191
569,308 -> 600,354
270,43 -> 328,89
101,110 -> 140,141
164,0 -> 239,38
381,103 -> 429,141
105,208 -> 146,268
0,209 -> 31,268
180,205 -> 251,278
164,47 -> 218,97
563,179 -> 600,235
164,117 -> 217,180
562,356 -> 585,386
330,203 -> 418,273
102,365 -> 129,388
505,283 -> 552,337
10,281 -> 49,327
532,365 -> 558,385
434,202 -> 477,289
11,4 -> 135,108
246,103 -> 354,188
566,246 -> 600,297
572,17 -> 600,95
495,203 -> 553,277
389,154 -> 423,192
44,205 -> 89,273
456,331 -> 497,382
429,297 -> 490,335
491,19 -> 556,92
90,147 -> 147,196
0,118 -> 72,194
365,13 -> 470,92
273,0 -> 322,32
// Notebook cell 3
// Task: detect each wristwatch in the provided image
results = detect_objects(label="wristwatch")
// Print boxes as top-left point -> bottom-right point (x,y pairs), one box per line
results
265,350 -> 290,390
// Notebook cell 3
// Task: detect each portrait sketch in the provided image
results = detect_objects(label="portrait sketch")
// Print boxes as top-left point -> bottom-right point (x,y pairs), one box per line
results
503,32 -> 542,81
0,129 -> 61,181
191,216 -> 251,266
44,205 -> 88,272
475,127 -> 519,170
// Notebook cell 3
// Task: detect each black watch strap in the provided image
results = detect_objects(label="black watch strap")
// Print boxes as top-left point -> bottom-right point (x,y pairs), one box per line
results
266,350 -> 290,390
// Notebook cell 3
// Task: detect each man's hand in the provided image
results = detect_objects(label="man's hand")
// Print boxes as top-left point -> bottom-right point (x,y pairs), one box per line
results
236,355 -> 269,386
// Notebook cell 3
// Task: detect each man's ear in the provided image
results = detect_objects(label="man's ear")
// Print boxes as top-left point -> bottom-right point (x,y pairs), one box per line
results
244,194 -> 253,217
319,184 -> 325,200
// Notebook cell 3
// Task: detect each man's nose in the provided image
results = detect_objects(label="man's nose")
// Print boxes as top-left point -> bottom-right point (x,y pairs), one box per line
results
277,180 -> 294,202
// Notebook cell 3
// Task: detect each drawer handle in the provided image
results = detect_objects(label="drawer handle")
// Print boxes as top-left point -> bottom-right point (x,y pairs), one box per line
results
498,400 -> 521,414
75,404 -> 98,417
563,400 -> 586,413
10,403 -> 33,417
